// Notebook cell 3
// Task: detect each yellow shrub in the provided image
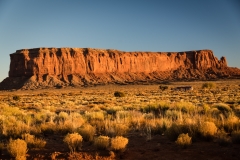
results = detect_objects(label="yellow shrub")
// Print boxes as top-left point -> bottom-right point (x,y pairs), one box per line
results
199,121 -> 217,140
105,121 -> 129,137
94,135 -> 110,150
77,124 -> 96,142
175,133 -> 192,148
110,136 -> 128,151
63,132 -> 83,153
202,82 -> 215,89
40,122 -> 56,134
58,112 -> 69,122
22,133 -> 46,149
85,111 -> 105,121
7,139 -> 28,160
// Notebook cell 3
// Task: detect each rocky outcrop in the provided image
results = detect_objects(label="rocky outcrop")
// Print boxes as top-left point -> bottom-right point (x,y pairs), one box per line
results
0,48 -> 239,90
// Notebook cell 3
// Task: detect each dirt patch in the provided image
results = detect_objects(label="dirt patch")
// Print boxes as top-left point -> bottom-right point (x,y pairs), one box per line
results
1,133 -> 240,159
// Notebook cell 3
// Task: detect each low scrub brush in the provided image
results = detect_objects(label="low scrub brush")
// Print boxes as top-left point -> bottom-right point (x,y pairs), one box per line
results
114,91 -> 125,97
199,121 -> 218,140
22,133 -> 46,149
7,138 -> 28,160
93,135 -> 110,150
63,133 -> 83,153
77,124 -> 96,142
175,133 -> 192,148
110,136 -> 128,151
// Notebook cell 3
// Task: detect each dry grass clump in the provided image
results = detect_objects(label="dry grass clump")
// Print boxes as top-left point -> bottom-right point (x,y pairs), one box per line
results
4,118 -> 29,139
52,112 -> 85,134
105,121 -> 129,137
174,102 -> 196,113
202,104 -> 211,113
70,112 -> 85,128
165,110 -> 180,120
114,91 -> 125,97
212,103 -> 232,118
22,133 -> 46,149
213,103 -> 232,112
67,151 -> 115,160
94,135 -> 110,150
223,115 -> 239,132
165,123 -> 182,141
57,111 -> 69,122
175,133 -> 192,148
110,136 -> 128,151
208,107 -> 221,118
165,121 -> 194,141
7,138 -> 28,160
12,95 -> 21,101
140,102 -> 170,116
85,111 -> 105,121
105,107 -> 121,116
199,121 -> 218,140
77,124 -> 96,142
63,132 -> 83,153
40,122 -> 56,134
159,85 -> 169,91
202,82 -> 216,89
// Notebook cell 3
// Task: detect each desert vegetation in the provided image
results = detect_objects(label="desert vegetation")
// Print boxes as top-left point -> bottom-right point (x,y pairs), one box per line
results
0,80 -> 240,159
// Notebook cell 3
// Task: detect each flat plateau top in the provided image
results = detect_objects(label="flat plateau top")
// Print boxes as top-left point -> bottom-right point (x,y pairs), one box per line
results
14,47 -> 212,54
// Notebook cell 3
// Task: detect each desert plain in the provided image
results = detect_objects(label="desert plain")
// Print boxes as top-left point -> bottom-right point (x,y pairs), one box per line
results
1,80 -> 240,159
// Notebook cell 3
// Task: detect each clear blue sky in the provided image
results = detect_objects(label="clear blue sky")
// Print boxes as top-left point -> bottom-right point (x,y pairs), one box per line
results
0,0 -> 239,81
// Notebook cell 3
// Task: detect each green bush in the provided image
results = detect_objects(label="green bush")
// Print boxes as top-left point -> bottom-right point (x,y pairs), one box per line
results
114,91 -> 125,97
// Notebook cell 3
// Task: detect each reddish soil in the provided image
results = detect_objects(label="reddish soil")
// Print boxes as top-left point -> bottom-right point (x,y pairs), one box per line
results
1,132 -> 240,160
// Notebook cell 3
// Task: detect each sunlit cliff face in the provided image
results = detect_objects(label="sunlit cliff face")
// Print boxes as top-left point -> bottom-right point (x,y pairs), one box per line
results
9,48 -> 226,77
0,47 -> 237,90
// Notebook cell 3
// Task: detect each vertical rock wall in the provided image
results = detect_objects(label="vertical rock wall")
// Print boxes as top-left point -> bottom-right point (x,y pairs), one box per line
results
0,47 -> 237,90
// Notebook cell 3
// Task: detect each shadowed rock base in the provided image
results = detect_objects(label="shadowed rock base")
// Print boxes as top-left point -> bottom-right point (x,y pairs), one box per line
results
0,48 -> 240,90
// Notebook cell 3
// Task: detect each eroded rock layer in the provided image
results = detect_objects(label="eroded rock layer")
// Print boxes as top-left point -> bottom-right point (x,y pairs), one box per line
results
0,48 -> 239,89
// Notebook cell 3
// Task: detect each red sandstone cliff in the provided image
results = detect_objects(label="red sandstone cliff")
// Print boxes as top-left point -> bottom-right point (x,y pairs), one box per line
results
0,48 -> 239,90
